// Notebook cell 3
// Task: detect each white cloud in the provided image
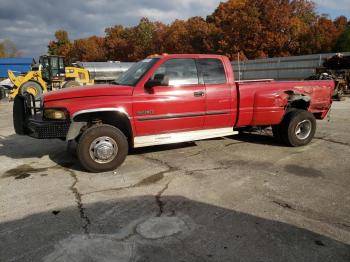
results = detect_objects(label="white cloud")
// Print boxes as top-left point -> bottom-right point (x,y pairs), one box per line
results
0,0 -> 222,57
315,0 -> 350,10
0,0 -> 348,58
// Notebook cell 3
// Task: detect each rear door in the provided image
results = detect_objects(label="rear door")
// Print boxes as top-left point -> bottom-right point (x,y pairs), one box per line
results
133,58 -> 206,136
197,58 -> 236,129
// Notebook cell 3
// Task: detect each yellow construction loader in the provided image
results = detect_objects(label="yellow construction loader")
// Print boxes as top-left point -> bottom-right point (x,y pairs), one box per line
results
8,55 -> 94,100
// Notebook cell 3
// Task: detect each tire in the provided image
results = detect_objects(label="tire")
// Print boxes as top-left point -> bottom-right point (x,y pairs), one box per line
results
280,110 -> 316,147
0,86 -> 6,100
13,95 -> 26,135
77,124 -> 128,172
272,125 -> 282,142
62,80 -> 80,89
20,81 -> 43,100
67,140 -> 77,157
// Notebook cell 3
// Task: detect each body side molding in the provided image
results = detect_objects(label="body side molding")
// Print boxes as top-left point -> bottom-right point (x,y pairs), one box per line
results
136,111 -> 229,121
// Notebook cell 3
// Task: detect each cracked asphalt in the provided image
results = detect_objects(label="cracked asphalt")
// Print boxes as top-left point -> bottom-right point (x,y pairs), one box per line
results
0,99 -> 350,262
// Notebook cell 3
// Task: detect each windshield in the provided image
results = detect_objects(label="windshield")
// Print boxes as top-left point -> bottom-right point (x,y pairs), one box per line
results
113,58 -> 159,86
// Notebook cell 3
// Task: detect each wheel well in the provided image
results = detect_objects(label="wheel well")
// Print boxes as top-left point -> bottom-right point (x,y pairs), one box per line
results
74,111 -> 133,145
286,92 -> 311,111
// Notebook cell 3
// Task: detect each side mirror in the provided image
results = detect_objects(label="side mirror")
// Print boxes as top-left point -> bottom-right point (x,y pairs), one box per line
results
145,74 -> 169,89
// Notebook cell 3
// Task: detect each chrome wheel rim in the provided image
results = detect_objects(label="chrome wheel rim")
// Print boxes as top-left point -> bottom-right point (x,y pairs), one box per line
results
295,120 -> 312,140
89,136 -> 118,164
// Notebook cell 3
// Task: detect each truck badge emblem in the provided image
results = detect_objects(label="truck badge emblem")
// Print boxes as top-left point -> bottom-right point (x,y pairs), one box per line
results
136,110 -> 154,115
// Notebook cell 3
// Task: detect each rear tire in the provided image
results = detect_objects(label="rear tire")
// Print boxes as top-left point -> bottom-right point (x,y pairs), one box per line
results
77,124 -> 128,172
62,80 -> 80,89
20,81 -> 43,100
280,110 -> 316,147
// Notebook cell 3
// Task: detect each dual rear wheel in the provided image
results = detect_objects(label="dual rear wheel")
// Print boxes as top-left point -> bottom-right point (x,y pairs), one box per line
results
272,110 -> 316,147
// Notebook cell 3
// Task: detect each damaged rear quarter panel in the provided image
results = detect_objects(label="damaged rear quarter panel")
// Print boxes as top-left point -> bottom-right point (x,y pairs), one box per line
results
237,80 -> 334,126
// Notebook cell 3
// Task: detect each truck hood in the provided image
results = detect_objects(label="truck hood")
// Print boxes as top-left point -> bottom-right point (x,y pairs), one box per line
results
44,84 -> 133,102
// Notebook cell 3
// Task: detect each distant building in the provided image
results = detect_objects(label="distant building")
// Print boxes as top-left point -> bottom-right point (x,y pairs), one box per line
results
232,52 -> 350,81
0,58 -> 33,79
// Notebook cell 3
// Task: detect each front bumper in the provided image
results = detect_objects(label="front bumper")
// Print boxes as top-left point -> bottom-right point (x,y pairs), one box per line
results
26,114 -> 70,139
13,94 -> 70,139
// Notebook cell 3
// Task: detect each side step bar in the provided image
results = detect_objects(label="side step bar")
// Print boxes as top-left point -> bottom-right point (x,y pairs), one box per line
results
134,127 -> 239,148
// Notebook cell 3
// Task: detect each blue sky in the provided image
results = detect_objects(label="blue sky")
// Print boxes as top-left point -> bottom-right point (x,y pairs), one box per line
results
0,0 -> 348,58
315,0 -> 350,18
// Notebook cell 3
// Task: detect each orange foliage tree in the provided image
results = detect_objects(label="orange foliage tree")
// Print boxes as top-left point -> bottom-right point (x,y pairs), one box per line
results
48,30 -> 73,60
105,18 -> 166,61
162,17 -> 220,54
70,36 -> 106,62
48,0 -> 348,62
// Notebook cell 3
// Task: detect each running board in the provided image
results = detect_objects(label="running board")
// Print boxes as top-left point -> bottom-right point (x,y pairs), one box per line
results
134,127 -> 239,148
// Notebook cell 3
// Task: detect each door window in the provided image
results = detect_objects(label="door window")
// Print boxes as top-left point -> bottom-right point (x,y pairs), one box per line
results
151,59 -> 199,86
197,59 -> 227,84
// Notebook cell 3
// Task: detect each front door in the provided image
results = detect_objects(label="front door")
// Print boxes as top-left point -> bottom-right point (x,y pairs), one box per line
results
133,58 -> 206,136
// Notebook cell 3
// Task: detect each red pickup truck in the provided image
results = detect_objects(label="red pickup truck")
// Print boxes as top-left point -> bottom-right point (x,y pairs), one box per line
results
13,54 -> 334,172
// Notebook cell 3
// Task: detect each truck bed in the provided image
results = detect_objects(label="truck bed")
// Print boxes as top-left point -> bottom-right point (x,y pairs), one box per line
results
235,80 -> 334,127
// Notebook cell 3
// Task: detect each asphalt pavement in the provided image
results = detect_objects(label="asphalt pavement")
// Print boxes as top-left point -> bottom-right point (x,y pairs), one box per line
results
0,99 -> 349,262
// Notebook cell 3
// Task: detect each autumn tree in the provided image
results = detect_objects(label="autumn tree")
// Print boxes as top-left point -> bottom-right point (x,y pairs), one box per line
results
104,25 -> 132,61
129,18 -> 166,60
300,15 -> 348,54
162,19 -> 192,53
0,39 -> 21,58
162,17 -> 220,54
105,18 -> 167,61
70,36 -> 106,62
0,43 -> 5,57
47,0 -> 349,62
48,30 -> 73,60
335,25 -> 350,52
207,0 -> 319,59
207,0 -> 252,59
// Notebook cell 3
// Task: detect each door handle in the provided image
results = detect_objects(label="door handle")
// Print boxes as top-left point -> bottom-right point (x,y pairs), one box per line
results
194,91 -> 205,97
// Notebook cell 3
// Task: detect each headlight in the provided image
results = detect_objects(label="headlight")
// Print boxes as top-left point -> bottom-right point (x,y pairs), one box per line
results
44,109 -> 67,120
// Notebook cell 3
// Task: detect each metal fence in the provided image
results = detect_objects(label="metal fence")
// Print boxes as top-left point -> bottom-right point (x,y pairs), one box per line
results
231,52 -> 350,81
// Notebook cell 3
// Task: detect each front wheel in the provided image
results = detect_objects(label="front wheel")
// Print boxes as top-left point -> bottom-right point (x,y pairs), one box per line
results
280,110 -> 316,147
77,125 -> 128,172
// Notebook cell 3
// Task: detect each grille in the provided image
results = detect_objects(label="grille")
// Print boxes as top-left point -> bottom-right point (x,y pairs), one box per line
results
27,117 -> 70,139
